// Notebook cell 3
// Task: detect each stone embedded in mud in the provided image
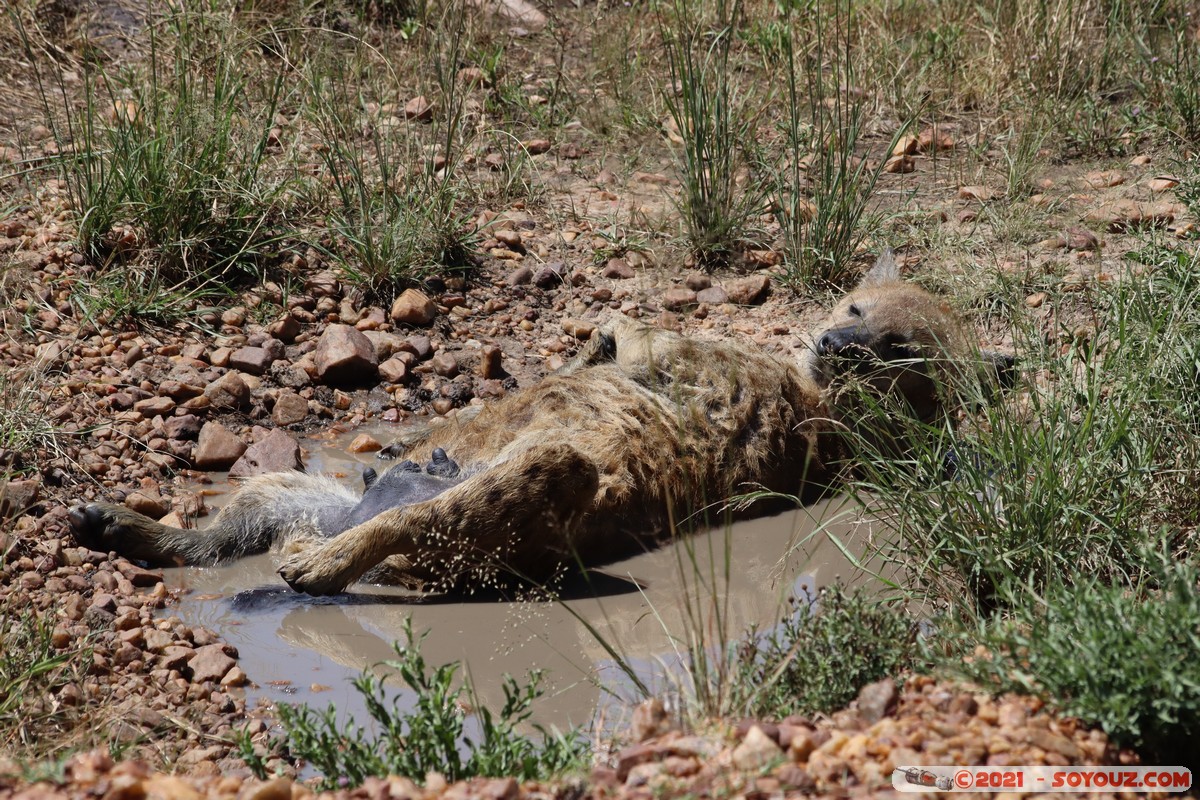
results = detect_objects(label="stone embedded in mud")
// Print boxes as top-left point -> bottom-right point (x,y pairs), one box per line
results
534,262 -> 568,289
228,429 -> 302,478
194,422 -> 248,471
203,372 -> 251,410
505,265 -> 533,286
696,286 -> 728,305
602,258 -> 635,279
348,434 -> 382,453
271,391 -> 308,426
391,289 -> 438,326
314,324 -> 379,386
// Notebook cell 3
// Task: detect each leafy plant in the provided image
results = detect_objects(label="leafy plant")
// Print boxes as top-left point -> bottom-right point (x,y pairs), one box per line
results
742,585 -> 926,719
251,620 -> 586,790
956,555 -> 1200,765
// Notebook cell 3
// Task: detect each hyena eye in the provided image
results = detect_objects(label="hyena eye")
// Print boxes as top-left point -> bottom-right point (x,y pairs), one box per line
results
848,304 -> 862,317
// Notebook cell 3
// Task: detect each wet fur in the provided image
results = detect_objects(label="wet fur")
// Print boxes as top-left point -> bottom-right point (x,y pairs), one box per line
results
70,252 -> 992,595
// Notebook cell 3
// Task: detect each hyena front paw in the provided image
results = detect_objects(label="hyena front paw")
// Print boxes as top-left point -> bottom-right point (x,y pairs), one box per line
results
277,546 -> 360,596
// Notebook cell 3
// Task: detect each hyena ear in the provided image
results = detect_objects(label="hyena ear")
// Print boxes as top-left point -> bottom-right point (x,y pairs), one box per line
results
858,248 -> 901,288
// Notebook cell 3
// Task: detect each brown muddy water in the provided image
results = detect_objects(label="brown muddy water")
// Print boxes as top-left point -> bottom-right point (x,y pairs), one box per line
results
164,423 -> 903,735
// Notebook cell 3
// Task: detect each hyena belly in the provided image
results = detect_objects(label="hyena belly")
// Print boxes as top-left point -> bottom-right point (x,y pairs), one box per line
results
68,455 -> 465,570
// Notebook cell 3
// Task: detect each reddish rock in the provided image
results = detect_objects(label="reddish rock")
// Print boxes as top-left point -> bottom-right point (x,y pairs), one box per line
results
391,289 -> 438,326
479,344 -> 505,379
562,318 -> 596,340
228,346 -> 274,376
133,396 -> 175,416
164,414 -> 203,440
203,372 -> 250,410
431,352 -> 459,378
726,274 -> 771,305
379,357 -> 410,384
602,258 -> 635,279
229,429 -> 302,478
194,422 -> 248,471
125,491 -> 168,518
271,391 -> 308,426
187,644 -> 236,684
662,287 -> 697,311
404,95 -> 433,122
314,324 -> 379,386
696,286 -> 728,305
348,434 -> 382,453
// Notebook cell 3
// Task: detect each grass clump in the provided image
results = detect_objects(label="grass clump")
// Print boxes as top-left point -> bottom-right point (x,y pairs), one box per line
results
245,621 -> 586,790
742,585 -> 925,720
30,8 -> 291,291
660,0 -> 766,266
958,556 -> 1200,765
0,601 -> 92,765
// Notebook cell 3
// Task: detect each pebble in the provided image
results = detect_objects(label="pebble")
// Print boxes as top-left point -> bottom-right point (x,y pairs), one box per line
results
391,289 -> 438,326
314,324 -> 379,385
228,429 -> 302,478
193,422 -> 248,470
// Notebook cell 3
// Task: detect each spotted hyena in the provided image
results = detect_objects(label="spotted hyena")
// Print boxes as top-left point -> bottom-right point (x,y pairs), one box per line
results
69,251 -> 1004,595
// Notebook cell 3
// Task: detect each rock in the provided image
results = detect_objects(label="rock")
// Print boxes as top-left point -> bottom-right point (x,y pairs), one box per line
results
228,346 -> 274,376
631,698 -> 669,742
163,414 -> 202,441
505,265 -> 533,285
662,287 -> 697,311
534,262 -> 568,288
958,185 -> 997,202
132,396 -> 175,416
469,0 -> 547,32
1065,226 -> 1099,251
1083,169 -> 1125,188
1025,292 -> 1048,309
884,154 -> 915,173
221,666 -> 248,688
405,335 -> 434,360
495,229 -> 524,251
744,249 -> 783,268
314,324 -> 379,386
267,314 -> 301,343
229,429 -> 302,478
125,491 -> 168,518
194,422 -> 248,471
404,95 -> 433,122
0,479 -> 40,518
117,562 -> 163,588
562,318 -> 595,340
726,274 -> 771,305
856,677 -> 898,723
524,138 -> 551,155
431,352 -> 459,378
731,725 -> 784,771
391,289 -> 438,326
696,286 -> 728,305
271,391 -> 308,426
1149,176 -> 1179,192
348,434 -> 382,453
379,357 -> 410,383
917,125 -> 954,152
203,372 -> 250,410
602,258 -> 635,279
615,743 -> 660,781
479,345 -> 505,379
684,273 -> 711,291
1085,199 -> 1175,232
775,765 -> 816,792
187,643 -> 238,684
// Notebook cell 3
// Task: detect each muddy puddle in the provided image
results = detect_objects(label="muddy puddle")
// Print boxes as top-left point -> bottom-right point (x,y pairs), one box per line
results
164,423 -> 904,734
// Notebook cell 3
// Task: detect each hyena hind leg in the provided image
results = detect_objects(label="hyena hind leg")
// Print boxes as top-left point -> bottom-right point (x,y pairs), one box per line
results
277,443 -> 602,596
68,472 -> 361,567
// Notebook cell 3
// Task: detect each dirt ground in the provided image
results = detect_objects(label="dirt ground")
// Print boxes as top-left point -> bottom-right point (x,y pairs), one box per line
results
2,0 -> 1199,796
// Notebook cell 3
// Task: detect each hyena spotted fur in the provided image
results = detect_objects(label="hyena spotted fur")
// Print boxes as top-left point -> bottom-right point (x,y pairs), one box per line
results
69,251 -> 1008,595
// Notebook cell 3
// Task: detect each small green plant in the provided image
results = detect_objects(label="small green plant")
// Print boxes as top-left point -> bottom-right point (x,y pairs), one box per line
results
251,620 -> 586,790
955,555 -> 1200,765
742,585 -> 925,719
661,0 -> 766,266
0,601 -> 92,763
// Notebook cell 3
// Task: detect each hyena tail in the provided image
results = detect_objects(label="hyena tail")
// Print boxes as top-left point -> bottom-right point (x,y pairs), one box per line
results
68,472 -> 361,567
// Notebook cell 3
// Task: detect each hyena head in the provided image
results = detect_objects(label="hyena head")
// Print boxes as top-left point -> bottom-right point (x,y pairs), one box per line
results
807,249 -> 979,429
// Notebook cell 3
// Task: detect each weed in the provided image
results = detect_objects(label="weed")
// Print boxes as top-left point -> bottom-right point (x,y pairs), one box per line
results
0,600 -> 92,764
249,620 -> 586,790
774,0 -> 906,290
956,555 -> 1200,766
742,585 -> 926,720
29,7 -> 291,289
661,0 -> 766,266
